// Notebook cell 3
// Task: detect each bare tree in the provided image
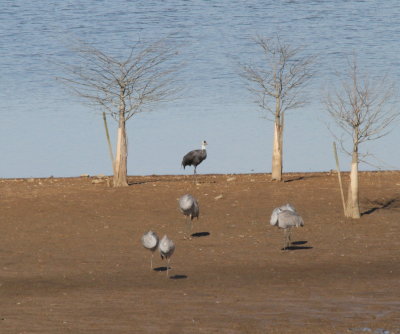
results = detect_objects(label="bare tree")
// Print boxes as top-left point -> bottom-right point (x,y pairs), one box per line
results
241,35 -> 314,181
324,56 -> 398,218
59,39 -> 180,187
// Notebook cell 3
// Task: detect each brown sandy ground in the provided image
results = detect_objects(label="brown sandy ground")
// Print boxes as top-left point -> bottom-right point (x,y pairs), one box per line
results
0,171 -> 399,333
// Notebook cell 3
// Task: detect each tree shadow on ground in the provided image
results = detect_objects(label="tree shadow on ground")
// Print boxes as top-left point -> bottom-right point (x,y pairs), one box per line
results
284,176 -> 305,183
128,176 -> 216,186
128,176 -> 185,185
362,196 -> 400,216
191,232 -> 210,238
283,174 -> 321,183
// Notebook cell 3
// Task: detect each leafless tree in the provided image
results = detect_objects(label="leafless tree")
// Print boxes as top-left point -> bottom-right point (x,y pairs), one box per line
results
241,35 -> 314,181
59,38 -> 180,187
324,56 -> 398,218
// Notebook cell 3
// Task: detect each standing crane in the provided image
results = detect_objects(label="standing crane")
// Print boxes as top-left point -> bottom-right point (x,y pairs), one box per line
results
159,235 -> 175,278
182,140 -> 208,181
178,194 -> 199,239
270,204 -> 304,250
141,231 -> 159,270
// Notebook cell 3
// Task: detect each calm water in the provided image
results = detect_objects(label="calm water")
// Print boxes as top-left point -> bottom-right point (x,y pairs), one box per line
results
0,0 -> 399,177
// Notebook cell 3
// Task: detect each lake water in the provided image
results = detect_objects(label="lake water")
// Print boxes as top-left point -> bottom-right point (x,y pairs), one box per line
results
1,0 -> 399,177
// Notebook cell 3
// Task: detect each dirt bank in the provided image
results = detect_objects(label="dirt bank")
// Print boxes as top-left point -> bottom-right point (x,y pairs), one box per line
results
1,172 -> 399,333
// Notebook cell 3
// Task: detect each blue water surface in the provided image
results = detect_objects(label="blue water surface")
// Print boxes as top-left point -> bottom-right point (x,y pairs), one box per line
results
0,0 -> 399,177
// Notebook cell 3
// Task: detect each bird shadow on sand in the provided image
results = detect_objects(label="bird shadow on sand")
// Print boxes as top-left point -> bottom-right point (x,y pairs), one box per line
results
152,267 -> 188,279
170,274 -> 188,280
291,241 -> 308,245
191,232 -> 210,238
153,266 -> 169,272
282,241 -> 313,251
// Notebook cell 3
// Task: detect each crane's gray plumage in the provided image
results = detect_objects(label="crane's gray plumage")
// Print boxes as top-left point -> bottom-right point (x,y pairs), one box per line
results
178,194 -> 199,239
159,235 -> 175,277
270,203 -> 296,226
141,230 -> 159,270
270,204 -> 304,250
179,194 -> 199,220
182,140 -> 208,176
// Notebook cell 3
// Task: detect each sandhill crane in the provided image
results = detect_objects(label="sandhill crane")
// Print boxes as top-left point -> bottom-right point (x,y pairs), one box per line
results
141,231 -> 159,270
178,194 -> 199,239
182,140 -> 208,181
159,235 -> 175,277
270,204 -> 304,250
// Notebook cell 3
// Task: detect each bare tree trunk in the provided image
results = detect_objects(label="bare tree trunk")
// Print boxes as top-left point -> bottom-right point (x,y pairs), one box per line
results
113,111 -> 128,187
332,142 -> 346,216
271,112 -> 283,181
102,112 -> 115,175
271,123 -> 283,181
346,149 -> 360,218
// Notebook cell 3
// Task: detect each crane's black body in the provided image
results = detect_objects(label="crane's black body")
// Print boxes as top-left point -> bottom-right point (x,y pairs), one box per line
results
182,141 -> 208,175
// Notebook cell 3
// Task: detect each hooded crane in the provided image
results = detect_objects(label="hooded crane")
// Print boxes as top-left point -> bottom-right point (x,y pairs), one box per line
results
159,235 -> 175,278
182,141 -> 208,180
178,194 -> 199,239
270,204 -> 304,250
141,231 -> 159,270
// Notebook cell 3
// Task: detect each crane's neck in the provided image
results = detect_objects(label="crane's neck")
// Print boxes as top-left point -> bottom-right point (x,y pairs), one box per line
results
201,143 -> 207,150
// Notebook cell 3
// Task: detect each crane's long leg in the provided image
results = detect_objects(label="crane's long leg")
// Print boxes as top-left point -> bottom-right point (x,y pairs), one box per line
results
186,221 -> 190,240
184,216 -> 189,239
166,258 -> 170,278
150,253 -> 153,270
184,220 -> 192,240
287,228 -> 292,249
185,219 -> 193,240
282,229 -> 287,250
283,228 -> 291,250
184,216 -> 193,240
